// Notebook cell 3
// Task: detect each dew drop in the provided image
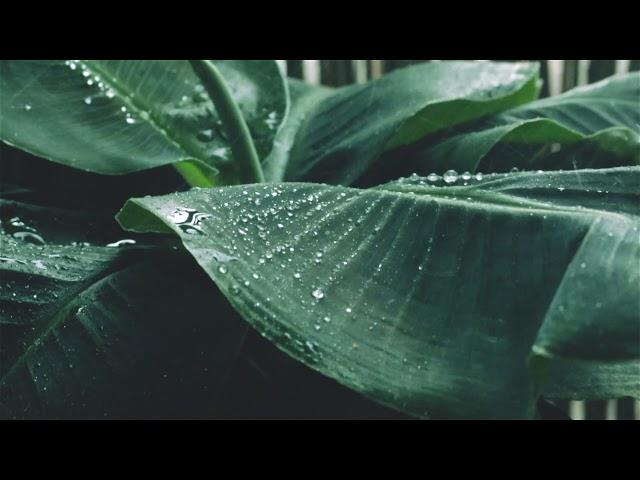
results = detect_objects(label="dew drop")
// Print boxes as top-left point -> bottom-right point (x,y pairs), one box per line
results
218,266 -> 227,274
475,172 -> 484,181
197,129 -> 215,142
311,288 -> 325,300
106,239 -> 136,248
427,173 -> 439,182
105,89 -> 116,98
84,96 -> 93,105
443,170 -> 458,184
24,104 -> 32,111
12,232 -> 45,245
461,171 -> 472,181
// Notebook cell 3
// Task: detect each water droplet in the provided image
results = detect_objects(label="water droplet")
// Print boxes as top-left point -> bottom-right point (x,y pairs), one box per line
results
345,307 -> 352,313
427,173 -> 439,182
12,232 -> 45,245
105,88 -> 116,98
197,129 -> 215,142
461,171 -> 472,181
125,116 -> 136,125
510,167 -> 520,173
443,170 -> 458,184
475,172 -> 484,181
218,266 -> 227,274
323,316 -> 331,323
580,262 -> 586,269
311,289 -> 325,300
265,111 -> 278,129
557,187 -> 565,192
106,239 -> 136,247
293,272 -> 301,279
84,96 -> 93,105
24,104 -> 32,111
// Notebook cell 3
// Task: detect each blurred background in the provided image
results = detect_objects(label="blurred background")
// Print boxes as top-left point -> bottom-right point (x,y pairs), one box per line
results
272,60 -> 639,420
275,60 -> 639,95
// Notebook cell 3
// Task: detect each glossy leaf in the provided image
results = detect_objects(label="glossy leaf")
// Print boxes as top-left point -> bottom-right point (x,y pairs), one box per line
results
117,167 -> 640,419
401,72 -> 640,175
0,60 -> 287,185
284,61 -> 540,185
0,230 -> 246,419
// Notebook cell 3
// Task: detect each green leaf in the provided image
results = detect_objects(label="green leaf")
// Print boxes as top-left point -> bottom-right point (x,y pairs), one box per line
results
401,72 -> 640,175
0,231 -> 246,419
0,60 -> 287,186
283,61 -> 540,185
262,79 -> 333,182
117,167 -> 640,419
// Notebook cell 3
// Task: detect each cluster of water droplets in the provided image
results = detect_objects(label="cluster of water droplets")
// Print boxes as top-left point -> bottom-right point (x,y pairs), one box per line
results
64,60 -> 143,126
156,185 -> 383,364
399,170 -> 487,187
2,216 -> 45,245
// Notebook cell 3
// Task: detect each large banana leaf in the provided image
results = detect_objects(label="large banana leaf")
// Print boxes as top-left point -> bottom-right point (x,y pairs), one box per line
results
0,60 -> 287,186
399,72 -> 640,176
117,167 -> 640,419
283,61 -> 540,185
0,205 -> 246,418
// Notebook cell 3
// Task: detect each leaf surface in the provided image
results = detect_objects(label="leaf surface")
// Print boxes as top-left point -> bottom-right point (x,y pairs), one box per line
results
0,227 -> 246,419
401,73 -> 640,176
284,61 -> 540,185
118,167 -> 640,418
0,60 -> 287,185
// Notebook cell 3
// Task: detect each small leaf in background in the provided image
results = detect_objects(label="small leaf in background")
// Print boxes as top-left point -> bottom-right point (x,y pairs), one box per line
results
284,61 -> 539,185
391,72 -> 640,179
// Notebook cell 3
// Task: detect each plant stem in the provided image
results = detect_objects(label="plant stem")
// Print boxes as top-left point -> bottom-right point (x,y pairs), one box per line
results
189,60 -> 264,184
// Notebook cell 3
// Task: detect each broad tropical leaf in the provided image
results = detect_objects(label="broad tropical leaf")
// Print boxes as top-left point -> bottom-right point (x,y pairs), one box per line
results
399,72 -> 640,176
0,208 -> 246,418
0,60 -> 287,186
283,61 -> 540,185
117,167 -> 640,419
